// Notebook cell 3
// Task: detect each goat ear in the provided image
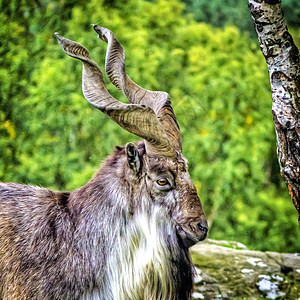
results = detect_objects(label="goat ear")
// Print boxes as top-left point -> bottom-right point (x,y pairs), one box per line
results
125,143 -> 141,174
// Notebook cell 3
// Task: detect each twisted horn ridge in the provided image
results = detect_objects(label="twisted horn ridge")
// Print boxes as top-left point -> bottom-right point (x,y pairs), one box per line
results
54,33 -> 176,158
93,25 -> 182,152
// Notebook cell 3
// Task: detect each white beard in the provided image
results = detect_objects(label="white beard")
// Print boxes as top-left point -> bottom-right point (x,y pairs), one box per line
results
102,205 -> 180,300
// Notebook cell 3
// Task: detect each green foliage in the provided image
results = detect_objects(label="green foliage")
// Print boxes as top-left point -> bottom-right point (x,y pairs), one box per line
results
0,0 -> 299,252
182,0 -> 254,33
182,0 -> 300,34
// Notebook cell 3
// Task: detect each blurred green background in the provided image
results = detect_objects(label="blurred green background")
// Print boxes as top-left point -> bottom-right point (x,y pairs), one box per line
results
1,0 -> 300,252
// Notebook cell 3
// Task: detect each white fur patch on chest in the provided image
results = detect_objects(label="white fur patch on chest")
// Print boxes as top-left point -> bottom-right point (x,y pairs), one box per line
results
107,206 -> 177,300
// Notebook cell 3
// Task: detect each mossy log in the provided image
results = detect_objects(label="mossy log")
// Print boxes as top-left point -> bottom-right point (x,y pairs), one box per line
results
191,239 -> 300,299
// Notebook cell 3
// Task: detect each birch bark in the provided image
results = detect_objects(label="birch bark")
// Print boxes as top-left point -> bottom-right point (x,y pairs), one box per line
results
248,0 -> 300,222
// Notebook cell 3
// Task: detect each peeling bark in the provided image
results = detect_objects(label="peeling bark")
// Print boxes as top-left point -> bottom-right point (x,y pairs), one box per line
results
249,0 -> 300,222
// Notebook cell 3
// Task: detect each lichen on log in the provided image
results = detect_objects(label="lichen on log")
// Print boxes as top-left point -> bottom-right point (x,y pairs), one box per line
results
248,0 -> 300,222
191,239 -> 300,299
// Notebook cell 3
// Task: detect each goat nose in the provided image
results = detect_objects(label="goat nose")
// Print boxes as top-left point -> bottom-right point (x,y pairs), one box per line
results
197,222 -> 208,235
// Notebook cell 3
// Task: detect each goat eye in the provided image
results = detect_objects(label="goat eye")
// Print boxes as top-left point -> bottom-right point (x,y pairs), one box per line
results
157,178 -> 168,186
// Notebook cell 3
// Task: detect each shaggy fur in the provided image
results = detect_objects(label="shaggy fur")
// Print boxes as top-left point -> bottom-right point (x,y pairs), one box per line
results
0,142 -> 207,300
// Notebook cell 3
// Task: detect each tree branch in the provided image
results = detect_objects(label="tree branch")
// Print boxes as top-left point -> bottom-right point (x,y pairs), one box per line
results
249,0 -> 300,223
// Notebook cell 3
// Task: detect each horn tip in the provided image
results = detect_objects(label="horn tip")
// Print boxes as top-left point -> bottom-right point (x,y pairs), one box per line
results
93,25 -> 109,43
54,32 -> 63,43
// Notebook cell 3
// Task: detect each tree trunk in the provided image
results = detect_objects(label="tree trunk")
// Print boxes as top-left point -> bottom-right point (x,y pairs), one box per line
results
248,0 -> 300,223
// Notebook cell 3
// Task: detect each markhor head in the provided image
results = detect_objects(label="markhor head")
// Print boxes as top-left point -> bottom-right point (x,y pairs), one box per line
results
55,25 -> 208,248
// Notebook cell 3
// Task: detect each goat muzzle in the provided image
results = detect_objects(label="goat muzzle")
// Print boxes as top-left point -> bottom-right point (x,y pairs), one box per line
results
176,218 -> 208,248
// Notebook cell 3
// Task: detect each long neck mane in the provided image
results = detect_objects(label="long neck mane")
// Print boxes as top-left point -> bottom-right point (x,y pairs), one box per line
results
72,148 -> 193,300
106,203 -> 193,300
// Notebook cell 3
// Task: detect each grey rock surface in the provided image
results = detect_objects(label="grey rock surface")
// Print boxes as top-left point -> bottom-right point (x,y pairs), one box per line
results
190,239 -> 300,299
